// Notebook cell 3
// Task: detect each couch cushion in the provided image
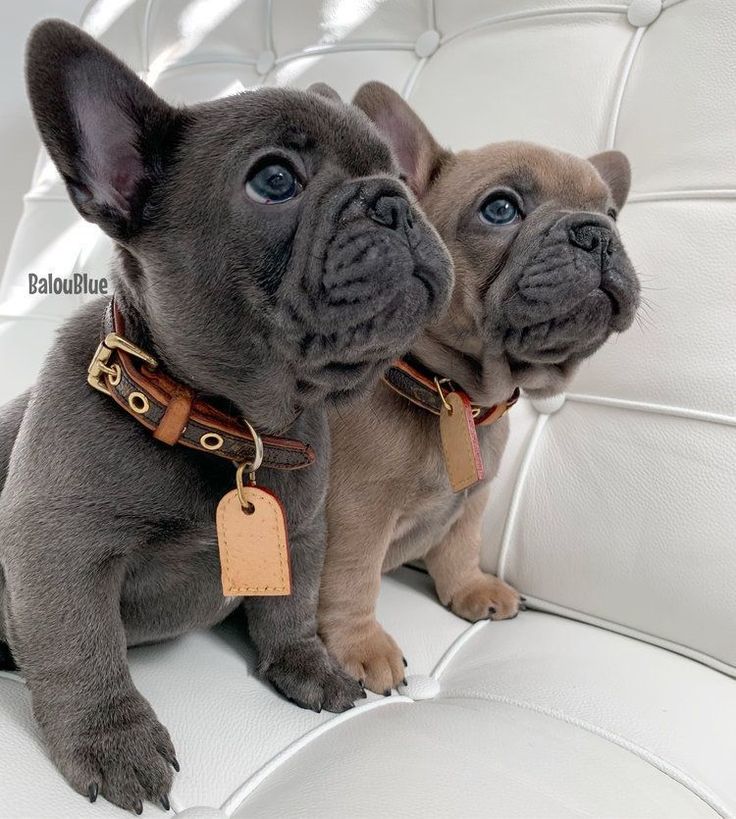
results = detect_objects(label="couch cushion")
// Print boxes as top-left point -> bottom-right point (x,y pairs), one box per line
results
2,570 -> 733,817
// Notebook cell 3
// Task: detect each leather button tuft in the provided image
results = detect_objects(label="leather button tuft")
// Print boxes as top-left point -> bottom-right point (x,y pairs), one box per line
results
398,674 -> 441,700
530,393 -> 566,415
627,0 -> 662,27
415,30 -> 441,58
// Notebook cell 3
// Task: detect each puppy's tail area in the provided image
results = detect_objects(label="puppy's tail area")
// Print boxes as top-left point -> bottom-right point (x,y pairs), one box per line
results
0,389 -> 29,497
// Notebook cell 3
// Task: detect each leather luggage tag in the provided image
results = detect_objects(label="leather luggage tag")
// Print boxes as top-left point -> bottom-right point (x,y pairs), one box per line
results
216,486 -> 292,596
439,391 -> 485,492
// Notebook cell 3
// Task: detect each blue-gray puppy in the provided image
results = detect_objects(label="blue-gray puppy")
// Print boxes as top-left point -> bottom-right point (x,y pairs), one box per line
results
0,22 -> 452,814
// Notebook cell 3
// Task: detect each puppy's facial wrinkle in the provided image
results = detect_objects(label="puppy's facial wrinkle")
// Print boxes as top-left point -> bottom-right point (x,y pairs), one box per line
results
492,208 -> 639,364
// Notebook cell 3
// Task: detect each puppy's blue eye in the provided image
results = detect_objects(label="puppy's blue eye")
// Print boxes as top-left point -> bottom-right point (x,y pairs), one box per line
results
479,196 -> 520,226
246,162 -> 301,204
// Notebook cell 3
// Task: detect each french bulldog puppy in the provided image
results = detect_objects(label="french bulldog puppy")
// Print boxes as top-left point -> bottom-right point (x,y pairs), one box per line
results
0,28 -> 452,813
319,82 -> 640,694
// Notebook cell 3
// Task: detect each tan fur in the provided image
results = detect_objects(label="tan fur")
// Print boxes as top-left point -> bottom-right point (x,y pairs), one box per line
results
319,83 -> 634,693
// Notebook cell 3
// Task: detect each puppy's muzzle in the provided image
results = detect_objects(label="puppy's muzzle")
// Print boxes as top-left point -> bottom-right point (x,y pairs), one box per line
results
318,182 -> 446,325
498,211 -> 640,364
280,177 -> 452,399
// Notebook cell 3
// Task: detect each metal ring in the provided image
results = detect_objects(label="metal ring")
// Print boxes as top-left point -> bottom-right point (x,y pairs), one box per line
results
235,463 -> 256,514
200,432 -> 224,451
433,377 -> 453,414
108,363 -> 122,386
240,416 -> 264,473
128,391 -> 149,414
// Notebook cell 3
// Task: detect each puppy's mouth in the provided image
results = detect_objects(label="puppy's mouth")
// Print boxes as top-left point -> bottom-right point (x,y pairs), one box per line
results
277,181 -> 453,401
503,288 -> 615,365
291,287 -> 415,401
494,212 -> 640,365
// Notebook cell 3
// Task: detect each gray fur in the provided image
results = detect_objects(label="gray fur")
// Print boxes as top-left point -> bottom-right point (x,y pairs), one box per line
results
0,21 -> 452,813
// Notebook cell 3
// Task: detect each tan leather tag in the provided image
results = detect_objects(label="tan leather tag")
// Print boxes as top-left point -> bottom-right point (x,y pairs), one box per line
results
439,391 -> 485,492
216,487 -> 291,596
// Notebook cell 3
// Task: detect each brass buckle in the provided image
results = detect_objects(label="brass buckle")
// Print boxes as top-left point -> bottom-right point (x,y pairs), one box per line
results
87,332 -> 158,396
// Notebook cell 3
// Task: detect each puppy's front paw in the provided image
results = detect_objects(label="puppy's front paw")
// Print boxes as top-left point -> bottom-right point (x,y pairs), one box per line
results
44,695 -> 177,814
448,573 -> 522,622
326,621 -> 406,696
265,637 -> 365,714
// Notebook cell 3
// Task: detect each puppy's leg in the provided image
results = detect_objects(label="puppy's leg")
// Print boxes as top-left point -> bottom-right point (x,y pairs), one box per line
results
3,529 -> 176,812
244,517 -> 364,714
0,568 -> 16,670
0,392 -> 29,670
319,509 -> 406,695
425,485 -> 521,622
0,390 -> 29,495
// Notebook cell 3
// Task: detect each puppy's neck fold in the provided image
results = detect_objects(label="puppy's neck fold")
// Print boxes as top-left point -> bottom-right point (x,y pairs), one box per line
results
410,331 -> 518,407
111,272 -> 303,437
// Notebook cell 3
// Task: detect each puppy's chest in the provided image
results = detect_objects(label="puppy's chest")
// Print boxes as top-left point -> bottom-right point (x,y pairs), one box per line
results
382,422 -> 505,570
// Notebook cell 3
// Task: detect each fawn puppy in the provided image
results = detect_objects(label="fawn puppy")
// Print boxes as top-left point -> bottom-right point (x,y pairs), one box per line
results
319,83 -> 640,694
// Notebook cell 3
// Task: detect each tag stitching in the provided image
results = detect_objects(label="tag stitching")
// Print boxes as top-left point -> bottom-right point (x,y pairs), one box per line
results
440,395 -> 478,488
219,491 -> 289,594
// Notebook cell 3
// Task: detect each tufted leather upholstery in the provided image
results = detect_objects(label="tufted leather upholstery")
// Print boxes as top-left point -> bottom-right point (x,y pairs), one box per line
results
1,1 -> 734,816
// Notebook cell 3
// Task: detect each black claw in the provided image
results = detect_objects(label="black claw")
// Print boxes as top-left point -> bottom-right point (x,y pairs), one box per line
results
520,596 -> 528,602
359,679 -> 365,688
401,678 -> 407,686
383,689 -> 391,697
87,783 -> 98,803
314,704 -> 322,714
402,656 -> 408,667
161,794 -> 170,811
170,757 -> 180,773
359,688 -> 367,698
133,801 -> 143,816
488,606 -> 497,615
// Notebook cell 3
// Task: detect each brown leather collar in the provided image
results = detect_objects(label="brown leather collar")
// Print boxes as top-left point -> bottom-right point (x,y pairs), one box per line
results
86,299 -> 315,471
382,357 -> 519,426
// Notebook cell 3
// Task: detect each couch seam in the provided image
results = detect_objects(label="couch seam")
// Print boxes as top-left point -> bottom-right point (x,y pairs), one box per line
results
218,696 -> 412,816
566,392 -> 736,427
440,5 -> 628,47
606,24 -> 647,148
440,689 -> 731,818
516,597 -> 736,680
432,620 -> 490,680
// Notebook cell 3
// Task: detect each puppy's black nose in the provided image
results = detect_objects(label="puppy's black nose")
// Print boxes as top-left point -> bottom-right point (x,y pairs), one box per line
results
368,195 -> 413,231
569,222 -> 610,252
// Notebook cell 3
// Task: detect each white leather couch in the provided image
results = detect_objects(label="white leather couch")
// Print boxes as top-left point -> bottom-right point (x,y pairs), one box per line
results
1,1 -> 735,816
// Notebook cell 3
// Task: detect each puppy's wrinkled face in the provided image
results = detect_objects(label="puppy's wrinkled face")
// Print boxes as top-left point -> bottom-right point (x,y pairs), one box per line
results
423,143 -> 640,370
146,91 -> 452,413
355,82 -> 640,398
27,24 -> 452,430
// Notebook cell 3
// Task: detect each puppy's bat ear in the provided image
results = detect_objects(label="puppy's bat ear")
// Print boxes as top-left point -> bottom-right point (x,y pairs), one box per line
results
26,20 -> 182,241
353,81 -> 449,198
588,150 -> 631,211
308,82 -> 342,102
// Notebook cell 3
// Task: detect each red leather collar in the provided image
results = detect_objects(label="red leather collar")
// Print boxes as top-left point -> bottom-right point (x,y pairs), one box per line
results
382,358 -> 519,427
87,298 -> 315,470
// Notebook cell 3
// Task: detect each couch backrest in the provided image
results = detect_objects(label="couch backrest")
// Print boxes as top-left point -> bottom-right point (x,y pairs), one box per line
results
1,0 -> 733,675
